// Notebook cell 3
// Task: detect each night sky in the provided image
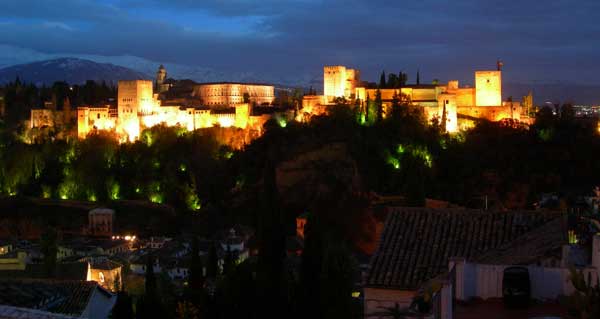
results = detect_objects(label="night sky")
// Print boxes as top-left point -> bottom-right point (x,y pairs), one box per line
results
1,0 -> 599,85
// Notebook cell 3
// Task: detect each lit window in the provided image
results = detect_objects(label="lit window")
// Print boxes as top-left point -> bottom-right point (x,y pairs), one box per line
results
99,272 -> 105,283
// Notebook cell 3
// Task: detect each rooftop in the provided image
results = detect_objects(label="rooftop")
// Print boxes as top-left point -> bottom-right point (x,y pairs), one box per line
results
0,279 -> 107,317
0,262 -> 88,281
0,305 -> 77,319
366,208 -> 563,290
90,260 -> 122,271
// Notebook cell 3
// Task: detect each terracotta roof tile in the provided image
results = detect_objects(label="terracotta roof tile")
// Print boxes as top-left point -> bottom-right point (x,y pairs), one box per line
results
366,208 -> 563,290
0,279 -> 100,317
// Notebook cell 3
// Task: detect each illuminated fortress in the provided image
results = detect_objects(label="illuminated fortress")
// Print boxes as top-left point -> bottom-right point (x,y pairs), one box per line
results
31,63 -> 531,144
303,64 -> 527,132
75,66 -> 278,142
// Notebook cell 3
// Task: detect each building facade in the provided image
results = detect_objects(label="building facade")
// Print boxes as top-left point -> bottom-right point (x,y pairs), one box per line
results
193,82 -> 275,107
307,65 -> 523,132
88,208 -> 114,237
323,65 -> 360,100
74,79 -> 278,142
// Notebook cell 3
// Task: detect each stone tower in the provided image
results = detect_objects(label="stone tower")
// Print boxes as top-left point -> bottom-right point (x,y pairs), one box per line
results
323,65 -> 359,101
156,65 -> 167,93
475,71 -> 502,107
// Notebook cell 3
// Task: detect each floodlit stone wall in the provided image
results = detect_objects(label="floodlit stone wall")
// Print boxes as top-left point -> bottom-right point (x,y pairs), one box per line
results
324,65 -> 359,100
475,71 -> 502,106
194,83 -> 275,107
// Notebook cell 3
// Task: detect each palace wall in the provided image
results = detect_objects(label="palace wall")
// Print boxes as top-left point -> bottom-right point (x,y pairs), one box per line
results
193,83 -> 275,107
475,71 -> 502,106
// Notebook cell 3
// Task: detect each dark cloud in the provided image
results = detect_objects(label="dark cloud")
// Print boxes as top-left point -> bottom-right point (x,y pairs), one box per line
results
0,0 -> 599,85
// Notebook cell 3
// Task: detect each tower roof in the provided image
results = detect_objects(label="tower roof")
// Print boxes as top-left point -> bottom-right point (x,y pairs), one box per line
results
158,64 -> 166,71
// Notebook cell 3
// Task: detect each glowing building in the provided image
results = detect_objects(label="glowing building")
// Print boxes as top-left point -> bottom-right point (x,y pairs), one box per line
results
324,65 -> 360,100
75,73 -> 284,143
193,82 -> 275,107
475,71 -> 502,106
312,65 -> 523,132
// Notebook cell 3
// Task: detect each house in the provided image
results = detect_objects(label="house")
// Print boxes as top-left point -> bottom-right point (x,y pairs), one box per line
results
148,236 -> 172,249
0,240 -> 13,255
364,207 -> 577,318
129,254 -> 161,275
84,257 -> 123,292
446,219 -> 600,319
59,238 -> 131,259
0,279 -> 115,319
0,250 -> 29,271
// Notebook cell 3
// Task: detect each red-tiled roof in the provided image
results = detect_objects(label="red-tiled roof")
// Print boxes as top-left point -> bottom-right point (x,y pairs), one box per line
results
474,217 -> 567,265
0,279 -> 101,317
366,208 -> 563,290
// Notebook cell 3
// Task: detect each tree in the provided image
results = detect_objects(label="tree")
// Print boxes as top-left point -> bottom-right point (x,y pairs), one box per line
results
416,69 -> 421,85
320,240 -> 358,319
566,269 -> 600,319
136,255 -> 165,319
113,272 -> 121,292
441,100 -> 447,132
404,155 -> 427,207
206,243 -> 218,279
387,73 -> 398,88
256,157 -> 286,316
63,97 -> 72,124
300,212 -> 324,317
379,71 -> 387,88
365,93 -> 371,122
144,255 -> 157,298
375,89 -> 383,122
40,226 -> 58,278
111,290 -> 134,319
398,72 -> 408,87
188,237 -> 204,290
223,245 -> 235,276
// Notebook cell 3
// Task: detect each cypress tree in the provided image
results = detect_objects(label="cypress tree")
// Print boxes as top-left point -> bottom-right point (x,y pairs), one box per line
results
256,156 -> 286,316
320,240 -> 357,319
145,256 -> 156,295
375,89 -> 383,122
206,243 -> 218,279
40,227 -> 58,278
188,237 -> 204,290
138,255 -> 165,318
365,93 -> 371,122
300,212 -> 324,317
416,69 -> 421,85
441,100 -> 447,133
379,71 -> 387,88
223,245 -> 234,276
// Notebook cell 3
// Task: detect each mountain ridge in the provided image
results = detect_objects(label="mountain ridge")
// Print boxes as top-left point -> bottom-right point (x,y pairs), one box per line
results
0,46 -> 597,104
0,57 -> 149,86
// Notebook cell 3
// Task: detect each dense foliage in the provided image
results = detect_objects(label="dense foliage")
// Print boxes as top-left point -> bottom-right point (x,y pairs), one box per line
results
0,125 -> 233,214
0,100 -> 597,218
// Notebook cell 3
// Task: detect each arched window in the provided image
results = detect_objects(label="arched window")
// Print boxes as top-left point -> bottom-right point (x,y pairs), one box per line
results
99,272 -> 105,283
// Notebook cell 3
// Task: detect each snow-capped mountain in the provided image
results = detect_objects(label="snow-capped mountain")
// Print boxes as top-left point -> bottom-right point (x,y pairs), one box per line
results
0,45 -> 316,88
0,45 -> 597,104
0,58 -> 149,86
